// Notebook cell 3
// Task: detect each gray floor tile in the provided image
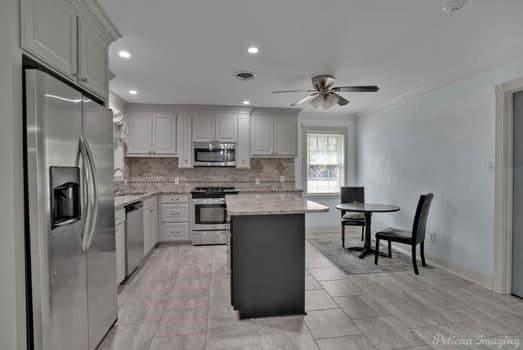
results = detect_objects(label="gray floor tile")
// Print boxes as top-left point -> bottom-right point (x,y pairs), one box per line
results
317,334 -> 378,350
155,307 -> 208,337
319,279 -> 363,297
308,267 -> 348,281
354,316 -> 426,350
149,334 -> 206,350
305,290 -> 338,311
305,308 -> 361,339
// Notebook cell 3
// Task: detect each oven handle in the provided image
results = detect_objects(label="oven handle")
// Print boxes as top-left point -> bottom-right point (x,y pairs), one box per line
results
192,198 -> 225,204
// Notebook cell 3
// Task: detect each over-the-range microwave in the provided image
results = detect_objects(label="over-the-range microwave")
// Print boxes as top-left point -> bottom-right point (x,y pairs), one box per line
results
193,142 -> 236,167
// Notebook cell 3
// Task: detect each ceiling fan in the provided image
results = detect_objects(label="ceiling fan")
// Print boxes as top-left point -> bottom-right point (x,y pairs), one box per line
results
272,74 -> 379,109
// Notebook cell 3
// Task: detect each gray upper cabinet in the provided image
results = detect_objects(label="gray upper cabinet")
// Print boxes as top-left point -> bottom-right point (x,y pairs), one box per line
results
21,0 -> 120,100
251,112 -> 298,157
177,114 -> 193,168
127,113 -> 177,157
192,113 -> 215,142
251,116 -> 274,155
236,113 -> 251,169
78,18 -> 108,98
22,0 -> 78,80
215,113 -> 238,142
274,118 -> 297,156
193,112 -> 238,142
127,114 -> 152,156
153,114 -> 177,156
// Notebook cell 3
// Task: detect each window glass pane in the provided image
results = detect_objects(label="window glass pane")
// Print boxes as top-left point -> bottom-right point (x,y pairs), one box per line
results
305,132 -> 344,194
308,136 -> 317,151
318,136 -> 328,151
328,137 -> 337,151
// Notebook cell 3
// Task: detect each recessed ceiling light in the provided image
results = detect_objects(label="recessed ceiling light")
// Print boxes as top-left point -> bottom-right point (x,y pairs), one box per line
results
247,46 -> 259,54
118,50 -> 131,59
242,100 -> 251,105
128,90 -> 137,95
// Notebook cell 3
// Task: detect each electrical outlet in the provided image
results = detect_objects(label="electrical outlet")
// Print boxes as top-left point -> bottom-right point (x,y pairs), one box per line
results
430,233 -> 437,243
174,177 -> 179,185
255,178 -> 260,185
279,176 -> 285,183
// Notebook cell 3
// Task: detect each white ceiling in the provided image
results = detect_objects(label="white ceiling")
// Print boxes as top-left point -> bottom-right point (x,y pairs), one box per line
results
101,0 -> 523,113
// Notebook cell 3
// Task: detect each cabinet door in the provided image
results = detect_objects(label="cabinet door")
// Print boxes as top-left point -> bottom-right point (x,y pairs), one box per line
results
192,113 -> 216,142
127,114 -> 153,156
236,114 -> 250,168
177,114 -> 193,168
274,118 -> 297,156
153,114 -> 177,156
150,205 -> 158,247
251,116 -> 274,155
143,206 -> 152,255
22,0 -> 78,80
115,222 -> 125,284
216,113 -> 238,142
78,18 -> 108,99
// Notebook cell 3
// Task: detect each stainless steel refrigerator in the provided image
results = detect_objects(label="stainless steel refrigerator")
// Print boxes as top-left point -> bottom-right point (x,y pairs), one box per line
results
24,69 -> 117,350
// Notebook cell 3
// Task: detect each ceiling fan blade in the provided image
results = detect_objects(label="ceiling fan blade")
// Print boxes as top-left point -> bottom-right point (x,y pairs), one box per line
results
333,85 -> 380,93
334,93 -> 350,106
290,93 -> 318,106
272,89 -> 315,94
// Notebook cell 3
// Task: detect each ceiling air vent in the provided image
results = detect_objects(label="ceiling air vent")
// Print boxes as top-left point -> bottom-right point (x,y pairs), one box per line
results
443,0 -> 467,13
234,71 -> 255,81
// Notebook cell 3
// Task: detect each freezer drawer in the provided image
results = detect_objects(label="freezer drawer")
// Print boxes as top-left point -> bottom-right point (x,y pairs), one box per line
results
191,230 -> 229,245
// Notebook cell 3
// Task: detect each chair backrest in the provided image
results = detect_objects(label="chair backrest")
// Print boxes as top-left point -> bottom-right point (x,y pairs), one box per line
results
412,193 -> 434,244
341,187 -> 365,204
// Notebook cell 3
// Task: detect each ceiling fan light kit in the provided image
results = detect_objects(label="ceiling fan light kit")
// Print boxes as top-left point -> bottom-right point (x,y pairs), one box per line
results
273,74 -> 379,109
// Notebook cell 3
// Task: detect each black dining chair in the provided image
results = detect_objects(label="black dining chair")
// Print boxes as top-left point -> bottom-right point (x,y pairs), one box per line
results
374,193 -> 434,275
340,187 -> 366,248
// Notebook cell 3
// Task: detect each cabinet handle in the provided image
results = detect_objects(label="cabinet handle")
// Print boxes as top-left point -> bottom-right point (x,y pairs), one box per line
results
72,72 -> 78,77
80,77 -> 88,82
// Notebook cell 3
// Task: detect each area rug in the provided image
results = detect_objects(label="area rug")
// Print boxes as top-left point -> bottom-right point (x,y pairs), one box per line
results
307,234 -> 433,275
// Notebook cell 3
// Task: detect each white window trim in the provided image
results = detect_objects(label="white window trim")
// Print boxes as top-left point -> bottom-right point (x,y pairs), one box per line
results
302,127 -> 348,197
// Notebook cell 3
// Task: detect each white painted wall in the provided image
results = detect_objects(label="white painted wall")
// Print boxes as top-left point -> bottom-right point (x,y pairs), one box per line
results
295,112 -> 358,232
357,62 -> 523,288
0,0 -> 26,349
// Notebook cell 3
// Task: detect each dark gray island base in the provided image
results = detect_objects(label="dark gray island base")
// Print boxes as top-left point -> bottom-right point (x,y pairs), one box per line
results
230,213 -> 305,319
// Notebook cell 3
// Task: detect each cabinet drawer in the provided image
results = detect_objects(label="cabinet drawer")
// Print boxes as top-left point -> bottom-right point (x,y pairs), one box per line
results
159,194 -> 188,204
161,223 -> 189,241
161,203 -> 188,222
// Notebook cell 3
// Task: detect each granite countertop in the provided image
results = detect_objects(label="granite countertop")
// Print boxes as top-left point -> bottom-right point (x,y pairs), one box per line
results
225,193 -> 329,216
114,189 -> 303,209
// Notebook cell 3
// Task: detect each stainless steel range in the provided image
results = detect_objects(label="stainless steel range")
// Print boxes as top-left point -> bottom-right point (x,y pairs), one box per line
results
190,186 -> 239,245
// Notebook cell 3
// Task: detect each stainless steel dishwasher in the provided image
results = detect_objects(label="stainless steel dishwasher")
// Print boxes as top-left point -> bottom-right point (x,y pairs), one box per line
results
125,202 -> 144,276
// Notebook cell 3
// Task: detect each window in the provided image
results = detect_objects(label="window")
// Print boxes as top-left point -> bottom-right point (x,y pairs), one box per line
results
305,130 -> 345,195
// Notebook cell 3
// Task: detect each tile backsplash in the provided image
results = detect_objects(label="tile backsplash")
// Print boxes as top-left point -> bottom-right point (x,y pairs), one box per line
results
121,158 -> 296,192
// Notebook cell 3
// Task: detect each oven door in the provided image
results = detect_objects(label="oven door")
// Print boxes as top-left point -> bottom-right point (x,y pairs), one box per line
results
191,198 -> 228,230
193,142 -> 236,167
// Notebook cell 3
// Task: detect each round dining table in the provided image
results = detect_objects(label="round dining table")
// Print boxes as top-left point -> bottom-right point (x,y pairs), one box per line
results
335,203 -> 400,259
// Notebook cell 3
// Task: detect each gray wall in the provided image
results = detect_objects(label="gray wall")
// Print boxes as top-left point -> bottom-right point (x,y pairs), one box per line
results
0,0 -> 26,349
357,62 -> 523,287
295,112 -> 358,231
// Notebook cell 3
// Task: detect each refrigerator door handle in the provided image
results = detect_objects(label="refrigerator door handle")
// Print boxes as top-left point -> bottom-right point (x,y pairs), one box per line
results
79,138 -> 91,252
83,138 -> 99,251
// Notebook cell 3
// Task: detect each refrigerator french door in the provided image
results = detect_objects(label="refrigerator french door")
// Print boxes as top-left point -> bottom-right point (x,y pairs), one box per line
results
25,69 -> 117,350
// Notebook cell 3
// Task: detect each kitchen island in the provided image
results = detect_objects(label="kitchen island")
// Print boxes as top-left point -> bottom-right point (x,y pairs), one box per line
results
226,193 -> 328,319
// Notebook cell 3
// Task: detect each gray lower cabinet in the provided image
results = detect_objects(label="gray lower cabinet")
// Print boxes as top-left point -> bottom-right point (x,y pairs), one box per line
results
143,197 -> 158,256
159,194 -> 190,242
230,213 -> 305,319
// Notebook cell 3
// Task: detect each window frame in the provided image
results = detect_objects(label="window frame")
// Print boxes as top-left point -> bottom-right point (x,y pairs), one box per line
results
302,127 -> 348,197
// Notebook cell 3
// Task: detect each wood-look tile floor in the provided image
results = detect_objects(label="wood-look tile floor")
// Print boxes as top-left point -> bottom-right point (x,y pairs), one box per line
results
99,237 -> 523,350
